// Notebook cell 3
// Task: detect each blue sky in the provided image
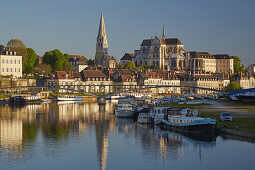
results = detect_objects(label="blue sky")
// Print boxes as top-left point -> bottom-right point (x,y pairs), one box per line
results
0,0 -> 255,65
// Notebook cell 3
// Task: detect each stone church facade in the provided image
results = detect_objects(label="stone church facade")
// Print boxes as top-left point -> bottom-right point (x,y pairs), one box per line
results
133,25 -> 190,71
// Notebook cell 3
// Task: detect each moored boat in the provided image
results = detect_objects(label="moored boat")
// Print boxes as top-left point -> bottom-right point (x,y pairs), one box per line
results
161,109 -> 216,136
114,98 -> 135,118
57,95 -> 83,101
9,96 -> 26,105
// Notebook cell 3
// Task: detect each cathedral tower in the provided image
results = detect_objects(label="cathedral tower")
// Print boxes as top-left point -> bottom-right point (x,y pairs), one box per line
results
95,13 -> 108,65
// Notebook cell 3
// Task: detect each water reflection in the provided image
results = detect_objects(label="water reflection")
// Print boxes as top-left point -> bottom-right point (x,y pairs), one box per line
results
0,102 -> 254,170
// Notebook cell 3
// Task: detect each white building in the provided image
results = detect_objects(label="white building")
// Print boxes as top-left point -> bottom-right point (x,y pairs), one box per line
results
0,48 -> 22,78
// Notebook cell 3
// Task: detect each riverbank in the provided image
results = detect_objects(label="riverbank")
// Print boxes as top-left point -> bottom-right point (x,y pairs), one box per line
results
161,100 -> 255,138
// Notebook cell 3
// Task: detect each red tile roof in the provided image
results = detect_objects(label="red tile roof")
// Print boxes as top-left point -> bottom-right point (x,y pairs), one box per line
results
81,70 -> 107,78
55,71 -> 74,79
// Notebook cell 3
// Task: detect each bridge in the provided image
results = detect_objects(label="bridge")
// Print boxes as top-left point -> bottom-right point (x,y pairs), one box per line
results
0,84 -> 224,98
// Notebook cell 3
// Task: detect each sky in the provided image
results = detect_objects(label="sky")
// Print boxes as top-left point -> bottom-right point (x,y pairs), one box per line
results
0,0 -> 255,66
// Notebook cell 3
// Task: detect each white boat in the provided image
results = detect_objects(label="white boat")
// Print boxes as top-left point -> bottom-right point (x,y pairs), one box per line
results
115,98 -> 135,118
41,99 -> 51,103
57,95 -> 83,101
24,95 -> 41,101
161,109 -> 216,135
149,107 -> 167,125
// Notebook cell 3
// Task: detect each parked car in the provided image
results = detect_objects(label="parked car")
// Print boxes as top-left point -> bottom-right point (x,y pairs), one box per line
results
220,112 -> 232,121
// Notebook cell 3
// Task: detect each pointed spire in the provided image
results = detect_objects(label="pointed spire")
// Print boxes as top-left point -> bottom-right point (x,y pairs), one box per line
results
162,24 -> 165,39
98,13 -> 107,39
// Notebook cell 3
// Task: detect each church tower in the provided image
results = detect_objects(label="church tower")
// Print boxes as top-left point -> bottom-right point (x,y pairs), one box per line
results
162,24 -> 166,39
95,13 -> 108,65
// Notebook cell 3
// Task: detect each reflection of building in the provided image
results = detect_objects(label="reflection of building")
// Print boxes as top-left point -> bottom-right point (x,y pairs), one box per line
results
0,120 -> 23,153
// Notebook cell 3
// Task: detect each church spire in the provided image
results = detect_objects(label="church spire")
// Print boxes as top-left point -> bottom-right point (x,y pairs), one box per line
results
98,13 -> 107,43
95,12 -> 108,65
162,24 -> 165,39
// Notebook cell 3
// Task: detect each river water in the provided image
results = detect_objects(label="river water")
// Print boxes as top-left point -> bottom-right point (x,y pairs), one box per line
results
0,102 -> 254,170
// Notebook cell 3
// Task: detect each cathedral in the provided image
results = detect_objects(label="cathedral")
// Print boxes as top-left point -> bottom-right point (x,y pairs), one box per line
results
133,25 -> 190,71
95,13 -> 116,68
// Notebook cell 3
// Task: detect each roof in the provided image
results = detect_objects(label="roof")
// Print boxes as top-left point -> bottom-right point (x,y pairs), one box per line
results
68,57 -> 87,65
141,39 -> 152,46
71,72 -> 82,79
106,56 -> 116,60
81,70 -> 107,78
118,69 -> 132,75
164,38 -> 183,45
120,53 -> 134,61
189,51 -> 213,58
146,72 -> 159,79
55,71 -> 74,79
115,75 -> 135,82
213,54 -> 232,59
69,55 -> 87,60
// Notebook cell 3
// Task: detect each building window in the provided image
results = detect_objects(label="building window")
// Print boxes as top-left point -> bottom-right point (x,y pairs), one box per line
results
10,68 -> 12,72
15,68 -> 16,72
18,60 -> 20,64
6,68 -> 8,72
10,60 -> 12,64
2,68 -> 4,72
18,68 -> 20,72
14,60 -> 16,64
2,59 -> 4,63
6,59 -> 8,64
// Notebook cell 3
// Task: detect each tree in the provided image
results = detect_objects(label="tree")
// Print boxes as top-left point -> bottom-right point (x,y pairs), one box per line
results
64,62 -> 73,72
124,61 -> 136,71
42,49 -> 69,72
224,81 -> 242,92
87,59 -> 95,66
23,48 -> 37,74
117,62 -> 124,69
232,56 -> 245,73
0,44 -> 4,49
150,65 -> 159,70
34,64 -> 52,76
7,39 -> 28,67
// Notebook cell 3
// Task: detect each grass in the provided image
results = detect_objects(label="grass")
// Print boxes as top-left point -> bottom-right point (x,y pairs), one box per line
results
160,103 -> 211,109
198,111 -> 255,133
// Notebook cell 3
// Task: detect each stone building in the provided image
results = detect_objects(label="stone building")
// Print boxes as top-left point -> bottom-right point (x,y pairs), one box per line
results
120,53 -> 134,65
133,25 -> 189,71
214,54 -> 234,74
68,57 -> 88,72
0,48 -> 22,78
189,52 -> 216,74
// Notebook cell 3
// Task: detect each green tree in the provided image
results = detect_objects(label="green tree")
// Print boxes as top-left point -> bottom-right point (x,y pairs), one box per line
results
0,44 -> 4,49
7,39 -> 28,70
23,48 -> 37,74
34,63 -> 52,76
232,56 -> 245,73
124,61 -> 136,71
64,62 -> 73,72
150,65 -> 159,70
224,81 -> 242,92
87,59 -> 95,66
42,49 -> 69,72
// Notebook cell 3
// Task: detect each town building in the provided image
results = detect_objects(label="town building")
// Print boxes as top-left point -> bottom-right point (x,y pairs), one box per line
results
46,71 -> 75,93
214,54 -> 234,74
81,70 -> 113,93
111,69 -> 137,91
120,53 -> 134,65
181,75 -> 220,94
142,71 -> 181,94
246,64 -> 255,75
0,48 -> 22,78
68,57 -> 88,72
189,52 -> 216,74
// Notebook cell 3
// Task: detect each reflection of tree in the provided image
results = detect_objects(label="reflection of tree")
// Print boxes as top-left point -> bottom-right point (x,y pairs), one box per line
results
22,123 -> 36,142
41,123 -> 70,140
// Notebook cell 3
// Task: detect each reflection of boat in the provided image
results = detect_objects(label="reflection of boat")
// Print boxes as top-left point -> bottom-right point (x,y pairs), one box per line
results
161,108 -> 216,139
57,95 -> 83,101
9,96 -> 26,105
137,113 -> 150,124
114,99 -> 135,118
41,99 -> 51,103
57,101 -> 83,105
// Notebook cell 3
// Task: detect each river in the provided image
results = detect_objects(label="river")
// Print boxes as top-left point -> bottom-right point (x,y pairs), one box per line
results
0,102 -> 254,170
